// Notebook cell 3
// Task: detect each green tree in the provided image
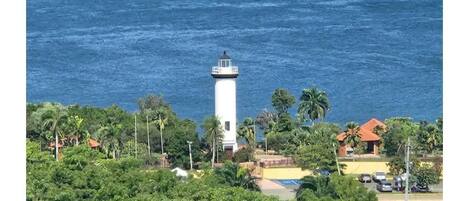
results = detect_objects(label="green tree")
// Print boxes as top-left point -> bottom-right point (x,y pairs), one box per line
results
237,117 -> 256,148
296,143 -> 338,172
203,116 -> 224,167
343,122 -> 361,154
416,121 -> 442,155
164,119 -> 202,169
386,156 -> 421,176
411,164 -> 440,189
97,123 -> 123,159
154,108 -> 169,154
214,161 -> 260,191
298,87 -> 330,124
382,117 -> 418,157
295,123 -> 343,172
296,174 -> 377,201
271,88 -> 295,114
33,103 -> 68,161
255,109 -> 277,153
63,115 -> 87,146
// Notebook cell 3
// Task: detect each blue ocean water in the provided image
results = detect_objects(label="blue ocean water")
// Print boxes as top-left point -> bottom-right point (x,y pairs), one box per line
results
27,0 -> 442,128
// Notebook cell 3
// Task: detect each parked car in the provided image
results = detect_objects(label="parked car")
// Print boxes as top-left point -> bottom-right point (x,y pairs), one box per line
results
411,184 -> 430,193
373,172 -> 386,182
358,174 -> 372,183
314,169 -> 331,176
376,180 -> 393,192
393,176 -> 405,191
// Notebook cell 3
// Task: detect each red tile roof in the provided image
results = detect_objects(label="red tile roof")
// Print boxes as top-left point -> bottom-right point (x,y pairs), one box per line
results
48,142 -> 63,148
337,118 -> 385,142
48,139 -> 101,148
88,138 -> 100,148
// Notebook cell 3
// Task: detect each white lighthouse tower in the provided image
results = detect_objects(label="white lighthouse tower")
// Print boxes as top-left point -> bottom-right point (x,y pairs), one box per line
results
211,51 -> 239,155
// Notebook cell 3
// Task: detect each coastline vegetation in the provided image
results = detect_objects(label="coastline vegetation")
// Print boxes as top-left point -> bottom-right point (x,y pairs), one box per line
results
26,87 -> 443,200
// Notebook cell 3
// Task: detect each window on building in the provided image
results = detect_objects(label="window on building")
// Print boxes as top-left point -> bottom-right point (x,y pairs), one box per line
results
225,121 -> 230,131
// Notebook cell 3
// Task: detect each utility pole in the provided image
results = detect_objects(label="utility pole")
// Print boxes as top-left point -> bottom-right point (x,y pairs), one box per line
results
146,115 -> 151,157
333,143 -> 341,175
134,114 -> 137,158
405,137 -> 410,201
187,141 -> 193,171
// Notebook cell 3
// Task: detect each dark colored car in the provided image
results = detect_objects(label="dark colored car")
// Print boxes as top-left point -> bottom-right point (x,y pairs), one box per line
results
358,174 -> 372,183
393,176 -> 405,191
314,169 -> 331,176
411,184 -> 431,193
376,181 -> 393,192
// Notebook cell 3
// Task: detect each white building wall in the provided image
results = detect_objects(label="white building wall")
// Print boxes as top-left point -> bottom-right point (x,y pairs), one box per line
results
214,78 -> 238,151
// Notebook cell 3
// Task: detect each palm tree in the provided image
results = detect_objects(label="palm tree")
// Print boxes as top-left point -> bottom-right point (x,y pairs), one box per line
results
214,162 -> 260,191
203,116 -> 224,168
298,87 -> 330,125
154,108 -> 168,154
237,117 -> 256,148
255,109 -> 277,153
344,122 -> 361,154
65,115 -> 85,146
97,123 -> 123,159
37,103 -> 68,161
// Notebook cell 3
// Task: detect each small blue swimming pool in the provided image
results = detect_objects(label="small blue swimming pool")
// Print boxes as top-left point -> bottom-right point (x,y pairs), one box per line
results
273,179 -> 302,186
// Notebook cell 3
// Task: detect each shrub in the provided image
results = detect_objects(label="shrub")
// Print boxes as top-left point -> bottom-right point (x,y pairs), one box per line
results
233,147 -> 254,163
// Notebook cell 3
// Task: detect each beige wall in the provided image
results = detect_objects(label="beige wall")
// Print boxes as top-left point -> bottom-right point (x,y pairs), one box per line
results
261,167 -> 312,179
341,161 -> 389,175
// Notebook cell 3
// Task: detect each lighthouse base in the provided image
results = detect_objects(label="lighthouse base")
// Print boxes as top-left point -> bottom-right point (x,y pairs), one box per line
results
223,142 -> 238,160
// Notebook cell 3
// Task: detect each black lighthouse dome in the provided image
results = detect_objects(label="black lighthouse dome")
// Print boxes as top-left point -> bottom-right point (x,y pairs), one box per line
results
219,51 -> 231,60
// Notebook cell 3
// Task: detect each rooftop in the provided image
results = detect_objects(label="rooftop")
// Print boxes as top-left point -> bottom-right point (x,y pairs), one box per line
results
219,51 -> 231,60
337,118 -> 386,142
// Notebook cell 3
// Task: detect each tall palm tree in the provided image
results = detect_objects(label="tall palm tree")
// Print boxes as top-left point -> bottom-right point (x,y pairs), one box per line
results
298,87 -> 330,124
97,123 -> 123,159
154,108 -> 168,154
37,103 -> 68,161
344,122 -> 361,153
237,117 -> 256,148
255,109 -> 277,153
203,116 -> 224,168
65,115 -> 85,146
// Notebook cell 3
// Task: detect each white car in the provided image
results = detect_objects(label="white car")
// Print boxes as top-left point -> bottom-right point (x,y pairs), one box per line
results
373,172 -> 386,182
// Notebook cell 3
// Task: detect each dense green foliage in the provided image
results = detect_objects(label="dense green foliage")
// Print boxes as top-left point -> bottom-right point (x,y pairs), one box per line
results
411,163 -> 440,188
381,117 -> 419,157
293,123 -> 344,172
27,87 -> 443,200
27,95 -> 203,169
27,141 -> 277,201
202,115 -> 224,167
233,147 -> 255,163
296,174 -> 377,201
271,88 -> 296,114
297,87 -> 330,124
213,161 -> 260,191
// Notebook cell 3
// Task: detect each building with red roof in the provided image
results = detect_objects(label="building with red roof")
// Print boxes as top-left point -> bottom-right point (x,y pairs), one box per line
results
48,138 -> 101,160
336,118 -> 386,157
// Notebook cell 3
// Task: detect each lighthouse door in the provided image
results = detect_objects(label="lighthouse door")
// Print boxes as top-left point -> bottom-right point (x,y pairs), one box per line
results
224,146 -> 234,160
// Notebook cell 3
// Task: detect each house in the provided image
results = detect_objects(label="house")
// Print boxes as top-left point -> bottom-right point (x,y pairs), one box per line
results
87,138 -> 100,149
336,118 -> 386,157
49,138 -> 101,159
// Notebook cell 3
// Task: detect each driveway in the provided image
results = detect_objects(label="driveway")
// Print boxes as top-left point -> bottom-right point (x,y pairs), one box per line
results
257,179 -> 296,200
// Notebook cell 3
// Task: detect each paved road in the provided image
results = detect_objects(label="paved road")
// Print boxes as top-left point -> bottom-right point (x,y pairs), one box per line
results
362,181 -> 443,193
258,178 -> 443,201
